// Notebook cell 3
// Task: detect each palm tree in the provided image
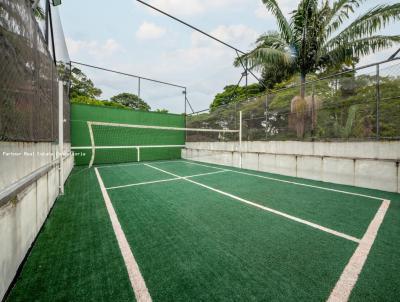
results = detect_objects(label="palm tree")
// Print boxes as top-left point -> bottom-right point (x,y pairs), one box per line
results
237,0 -> 400,98
31,0 -> 45,20
34,6 -> 45,20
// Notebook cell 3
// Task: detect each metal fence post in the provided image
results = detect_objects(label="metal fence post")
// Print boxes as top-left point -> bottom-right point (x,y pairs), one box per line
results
183,88 -> 187,116
376,63 -> 380,140
183,89 -> 187,143
138,77 -> 141,98
235,102 -> 237,129
311,83 -> 315,139
239,110 -> 243,169
265,94 -> 269,140
58,81 -> 64,195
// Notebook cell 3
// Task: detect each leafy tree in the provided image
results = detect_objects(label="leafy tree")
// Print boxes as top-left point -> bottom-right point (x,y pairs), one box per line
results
70,67 -> 102,99
67,68 -> 155,112
111,93 -> 151,111
196,68 -> 400,141
211,85 -> 242,109
260,64 -> 295,89
71,96 -> 128,109
210,83 -> 263,111
236,0 -> 400,97
155,109 -> 169,113
257,31 -> 298,89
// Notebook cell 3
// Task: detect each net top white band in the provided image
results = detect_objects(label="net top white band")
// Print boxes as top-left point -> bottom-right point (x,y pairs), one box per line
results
88,121 -> 240,133
72,145 -> 185,150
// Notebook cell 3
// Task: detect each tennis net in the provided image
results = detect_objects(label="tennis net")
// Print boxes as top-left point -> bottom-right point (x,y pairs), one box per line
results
72,121 -> 240,167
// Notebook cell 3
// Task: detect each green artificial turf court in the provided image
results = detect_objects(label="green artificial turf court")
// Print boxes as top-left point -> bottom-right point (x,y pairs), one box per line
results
6,160 -> 400,302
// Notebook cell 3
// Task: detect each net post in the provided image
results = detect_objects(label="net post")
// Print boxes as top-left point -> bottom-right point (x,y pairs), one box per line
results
183,88 -> 187,116
239,110 -> 242,169
88,121 -> 96,168
58,81 -> 64,194
183,88 -> 188,143
137,147 -> 140,162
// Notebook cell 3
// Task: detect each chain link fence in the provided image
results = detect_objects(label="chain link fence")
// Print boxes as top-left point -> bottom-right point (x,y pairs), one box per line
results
186,102 -> 239,142
0,0 -> 70,142
187,58 -> 400,142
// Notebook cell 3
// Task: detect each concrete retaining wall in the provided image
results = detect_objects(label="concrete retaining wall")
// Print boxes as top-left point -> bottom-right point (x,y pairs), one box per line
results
0,142 -> 74,300
183,141 -> 400,193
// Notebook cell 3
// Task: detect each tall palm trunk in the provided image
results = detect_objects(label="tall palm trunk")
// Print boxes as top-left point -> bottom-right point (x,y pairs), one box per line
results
291,72 -> 307,138
300,73 -> 306,98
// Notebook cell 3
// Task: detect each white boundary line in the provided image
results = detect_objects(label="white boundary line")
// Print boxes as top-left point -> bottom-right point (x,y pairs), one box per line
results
106,170 -> 228,190
144,164 -> 360,243
97,159 -> 390,301
94,168 -> 152,302
183,161 -> 384,201
88,121 -> 96,168
327,200 -> 390,302
182,161 -> 392,301
107,178 -> 180,190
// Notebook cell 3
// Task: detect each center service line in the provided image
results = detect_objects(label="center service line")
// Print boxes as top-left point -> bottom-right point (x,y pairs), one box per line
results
144,164 -> 360,243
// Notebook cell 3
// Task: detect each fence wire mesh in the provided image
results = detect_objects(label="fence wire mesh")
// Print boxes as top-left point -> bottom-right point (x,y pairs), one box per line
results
0,0 -> 70,142
186,102 -> 240,142
189,58 -> 400,142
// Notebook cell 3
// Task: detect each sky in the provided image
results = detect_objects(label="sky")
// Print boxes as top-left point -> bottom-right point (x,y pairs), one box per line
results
57,0 -> 400,113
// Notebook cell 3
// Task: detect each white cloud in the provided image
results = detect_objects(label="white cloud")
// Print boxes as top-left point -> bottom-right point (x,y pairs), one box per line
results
151,24 -> 261,111
191,24 -> 259,50
211,25 -> 259,45
66,38 -> 123,59
66,23 -> 260,112
255,2 -> 268,19
155,24 -> 258,87
255,0 -> 296,19
102,39 -> 123,55
148,0 -> 204,16
142,0 -> 247,16
136,22 -> 167,40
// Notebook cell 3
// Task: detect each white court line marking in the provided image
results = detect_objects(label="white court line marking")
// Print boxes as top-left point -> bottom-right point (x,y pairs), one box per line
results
184,160 -> 392,301
327,199 -> 390,302
145,164 -> 360,243
184,160 -> 384,201
106,170 -> 228,190
107,178 -> 180,190
94,168 -> 152,302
